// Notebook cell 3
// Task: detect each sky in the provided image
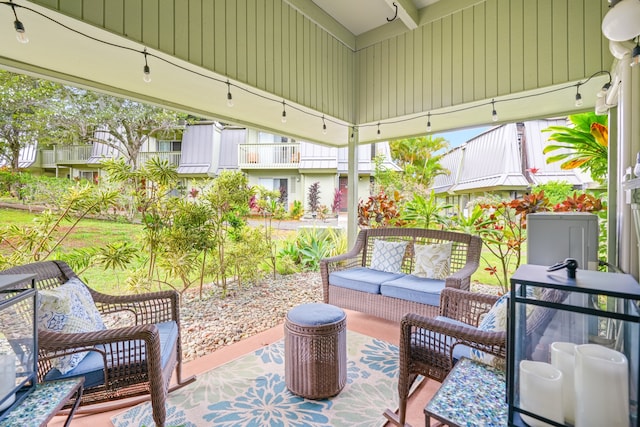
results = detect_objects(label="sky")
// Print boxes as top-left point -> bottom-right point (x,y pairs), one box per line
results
433,126 -> 491,148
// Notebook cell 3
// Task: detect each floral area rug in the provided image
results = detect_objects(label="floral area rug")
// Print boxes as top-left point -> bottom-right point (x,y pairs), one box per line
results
111,331 -> 421,427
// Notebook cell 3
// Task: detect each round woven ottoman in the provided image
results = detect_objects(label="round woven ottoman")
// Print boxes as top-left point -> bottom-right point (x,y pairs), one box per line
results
284,302 -> 347,399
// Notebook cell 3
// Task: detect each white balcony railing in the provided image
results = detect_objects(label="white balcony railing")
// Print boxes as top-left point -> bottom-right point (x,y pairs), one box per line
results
137,151 -> 181,166
238,143 -> 300,169
54,145 -> 93,164
41,150 -> 55,167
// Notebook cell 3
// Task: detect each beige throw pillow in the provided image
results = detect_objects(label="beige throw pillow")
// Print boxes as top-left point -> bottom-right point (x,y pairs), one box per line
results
413,242 -> 452,280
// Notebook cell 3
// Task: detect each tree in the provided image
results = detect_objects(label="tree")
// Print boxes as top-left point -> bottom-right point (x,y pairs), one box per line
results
542,113 -> 608,184
389,135 -> 450,190
0,70 -> 61,170
63,91 -> 188,169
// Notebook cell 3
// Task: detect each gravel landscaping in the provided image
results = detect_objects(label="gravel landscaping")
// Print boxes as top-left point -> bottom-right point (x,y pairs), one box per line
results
177,272 -> 500,362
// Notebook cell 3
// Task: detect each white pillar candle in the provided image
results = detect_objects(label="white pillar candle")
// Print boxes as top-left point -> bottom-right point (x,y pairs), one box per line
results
519,360 -> 564,427
575,344 -> 629,427
550,341 -> 577,425
0,354 -> 16,412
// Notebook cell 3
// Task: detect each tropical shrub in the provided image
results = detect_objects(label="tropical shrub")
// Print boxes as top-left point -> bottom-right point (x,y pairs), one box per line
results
357,189 -> 405,228
331,188 -> 343,216
401,190 -> 453,229
307,182 -> 321,215
0,182 -> 121,268
289,200 -> 304,219
542,112 -> 608,184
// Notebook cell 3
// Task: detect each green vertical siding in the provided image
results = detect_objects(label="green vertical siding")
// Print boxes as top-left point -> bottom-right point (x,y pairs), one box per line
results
356,0 -> 611,123
30,0 -> 609,126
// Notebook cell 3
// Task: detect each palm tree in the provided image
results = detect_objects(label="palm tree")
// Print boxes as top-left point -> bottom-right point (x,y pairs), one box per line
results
542,112 -> 608,184
389,135 -> 450,188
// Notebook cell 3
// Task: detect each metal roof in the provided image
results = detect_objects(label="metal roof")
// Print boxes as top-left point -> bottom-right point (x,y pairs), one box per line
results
433,119 -> 594,194
432,146 -> 463,194
0,142 -> 37,168
299,142 -> 338,170
216,128 -> 244,173
176,124 -> 215,175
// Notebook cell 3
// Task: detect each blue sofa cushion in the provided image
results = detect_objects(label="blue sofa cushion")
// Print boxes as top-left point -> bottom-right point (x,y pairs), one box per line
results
43,321 -> 178,389
329,267 -> 405,294
380,275 -> 446,306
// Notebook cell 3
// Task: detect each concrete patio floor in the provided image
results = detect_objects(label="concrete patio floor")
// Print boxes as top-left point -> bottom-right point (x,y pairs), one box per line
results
49,309 -> 440,427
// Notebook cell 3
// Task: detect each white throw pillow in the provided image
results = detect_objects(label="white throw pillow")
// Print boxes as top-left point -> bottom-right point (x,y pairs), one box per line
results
369,240 -> 408,273
38,277 -> 106,374
413,242 -> 452,280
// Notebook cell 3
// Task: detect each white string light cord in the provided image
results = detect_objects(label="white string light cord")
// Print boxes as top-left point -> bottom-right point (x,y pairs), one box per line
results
3,0 -> 614,136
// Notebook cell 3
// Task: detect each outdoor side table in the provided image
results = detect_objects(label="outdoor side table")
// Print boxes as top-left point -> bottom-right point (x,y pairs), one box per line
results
1,377 -> 84,427
284,302 -> 347,399
424,357 -> 507,427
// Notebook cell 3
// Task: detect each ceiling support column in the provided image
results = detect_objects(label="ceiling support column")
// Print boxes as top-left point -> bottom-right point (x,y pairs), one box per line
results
347,126 -> 359,248
617,54 -> 640,279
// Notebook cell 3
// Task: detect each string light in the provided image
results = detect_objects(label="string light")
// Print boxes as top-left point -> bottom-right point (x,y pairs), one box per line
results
574,84 -> 583,107
142,48 -> 151,83
10,0 -> 27,43
322,115 -> 327,134
632,39 -> 640,67
0,2 -> 616,138
491,99 -> 498,122
226,80 -> 234,107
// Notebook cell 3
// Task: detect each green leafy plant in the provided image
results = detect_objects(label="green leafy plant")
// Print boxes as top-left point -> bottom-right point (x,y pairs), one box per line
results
289,200 -> 304,220
0,182 -> 121,268
542,113 -> 608,184
401,190 -> 453,229
531,181 -> 575,206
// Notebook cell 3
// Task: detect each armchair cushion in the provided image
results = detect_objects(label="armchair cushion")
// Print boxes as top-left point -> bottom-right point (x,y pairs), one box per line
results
370,239 -> 408,273
44,320 -> 178,388
411,316 -> 473,361
413,242 -> 452,280
37,277 -> 106,374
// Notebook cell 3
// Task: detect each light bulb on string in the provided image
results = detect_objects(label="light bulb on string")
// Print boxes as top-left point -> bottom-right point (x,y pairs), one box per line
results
10,1 -> 28,43
491,99 -> 498,122
377,123 -> 381,136
281,101 -> 287,123
226,80 -> 234,107
142,48 -> 151,83
632,40 -> 640,67
574,84 -> 583,106
322,116 -> 327,135
426,112 -> 432,132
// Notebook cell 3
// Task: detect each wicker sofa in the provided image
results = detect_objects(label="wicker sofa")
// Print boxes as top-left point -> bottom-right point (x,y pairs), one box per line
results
319,228 -> 482,322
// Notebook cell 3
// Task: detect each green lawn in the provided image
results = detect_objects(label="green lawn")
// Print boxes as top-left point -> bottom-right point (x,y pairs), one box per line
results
1,208 -> 143,293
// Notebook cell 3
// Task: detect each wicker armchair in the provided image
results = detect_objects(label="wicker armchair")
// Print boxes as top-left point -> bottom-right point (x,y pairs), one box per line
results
383,287 -> 504,427
0,260 -> 196,427
384,285 -> 569,426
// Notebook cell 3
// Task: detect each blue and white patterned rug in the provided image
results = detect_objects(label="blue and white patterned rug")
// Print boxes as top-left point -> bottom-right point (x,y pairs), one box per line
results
111,331 -> 418,427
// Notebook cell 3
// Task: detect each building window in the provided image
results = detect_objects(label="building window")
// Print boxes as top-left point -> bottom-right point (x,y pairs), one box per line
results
159,140 -> 181,152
